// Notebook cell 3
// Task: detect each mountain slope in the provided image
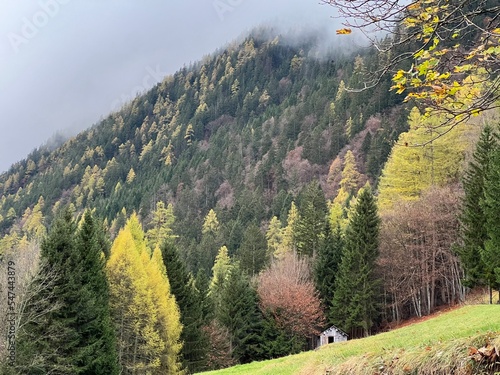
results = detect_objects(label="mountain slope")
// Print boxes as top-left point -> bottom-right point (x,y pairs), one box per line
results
0,30 -> 403,268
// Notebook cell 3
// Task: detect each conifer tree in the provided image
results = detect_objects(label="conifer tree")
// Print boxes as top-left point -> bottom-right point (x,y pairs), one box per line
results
210,246 -> 233,317
162,241 -> 208,373
107,223 -> 163,373
72,211 -> 119,374
19,208 -> 77,374
331,185 -> 381,338
266,216 -> 283,260
217,265 -> 265,364
147,201 -> 177,249
19,209 -> 119,374
458,125 -> 498,288
333,150 -> 361,205
107,215 -> 183,374
147,246 -> 183,374
276,202 -> 300,259
481,146 -> 500,303
296,182 -> 328,257
314,222 -> 343,322
236,223 -> 267,276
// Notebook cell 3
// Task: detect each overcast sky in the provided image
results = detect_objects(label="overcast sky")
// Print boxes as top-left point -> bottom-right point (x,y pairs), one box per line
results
0,0 -> 352,173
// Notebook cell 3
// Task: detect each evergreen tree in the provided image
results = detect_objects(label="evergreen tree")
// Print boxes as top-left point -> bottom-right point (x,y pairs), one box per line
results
19,209 -> 119,375
194,268 -> 212,323
236,223 -> 268,276
19,208 -> 77,374
162,241 -> 208,373
458,125 -> 498,288
331,185 -> 381,338
481,146 -> 500,303
72,211 -> 119,374
217,265 -> 265,364
296,182 -> 328,257
314,222 -> 343,323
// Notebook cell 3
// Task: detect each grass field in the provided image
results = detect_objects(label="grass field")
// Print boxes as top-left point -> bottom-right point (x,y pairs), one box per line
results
199,305 -> 500,375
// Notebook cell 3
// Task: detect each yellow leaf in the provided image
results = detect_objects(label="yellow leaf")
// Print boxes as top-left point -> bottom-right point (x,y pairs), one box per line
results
336,28 -> 352,35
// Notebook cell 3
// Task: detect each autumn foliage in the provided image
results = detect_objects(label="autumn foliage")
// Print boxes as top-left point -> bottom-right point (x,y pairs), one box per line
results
257,252 -> 325,338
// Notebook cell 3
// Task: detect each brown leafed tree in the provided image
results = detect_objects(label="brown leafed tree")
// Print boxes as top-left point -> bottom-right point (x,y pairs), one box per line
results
257,253 -> 325,339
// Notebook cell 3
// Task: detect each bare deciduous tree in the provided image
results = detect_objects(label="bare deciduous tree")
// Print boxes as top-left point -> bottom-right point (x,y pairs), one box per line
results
378,186 -> 464,322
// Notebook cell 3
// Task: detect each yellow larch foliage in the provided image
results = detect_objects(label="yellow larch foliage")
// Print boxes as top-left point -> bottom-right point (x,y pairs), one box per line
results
107,226 -> 163,373
147,246 -> 183,375
378,107 -> 472,211
107,216 -> 183,374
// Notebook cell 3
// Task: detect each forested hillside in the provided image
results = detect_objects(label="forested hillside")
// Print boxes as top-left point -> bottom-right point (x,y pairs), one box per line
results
0,30 -> 403,267
1,22 -> 499,374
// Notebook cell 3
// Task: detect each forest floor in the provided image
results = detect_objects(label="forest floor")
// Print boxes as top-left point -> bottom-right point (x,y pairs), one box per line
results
199,300 -> 500,375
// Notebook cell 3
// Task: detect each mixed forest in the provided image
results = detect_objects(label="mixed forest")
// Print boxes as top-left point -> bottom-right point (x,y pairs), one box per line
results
1,2 -> 500,372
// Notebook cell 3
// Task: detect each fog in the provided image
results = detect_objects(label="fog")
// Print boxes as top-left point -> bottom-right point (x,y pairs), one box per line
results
0,0 -> 360,173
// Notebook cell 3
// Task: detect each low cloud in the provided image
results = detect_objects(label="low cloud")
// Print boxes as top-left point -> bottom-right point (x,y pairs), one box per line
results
0,1 -> 359,173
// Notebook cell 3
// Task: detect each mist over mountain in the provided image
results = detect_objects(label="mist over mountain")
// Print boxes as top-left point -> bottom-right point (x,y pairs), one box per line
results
0,1 -> 349,173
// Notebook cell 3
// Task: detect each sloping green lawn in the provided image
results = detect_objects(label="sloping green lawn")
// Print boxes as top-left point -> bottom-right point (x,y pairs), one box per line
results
199,305 -> 500,375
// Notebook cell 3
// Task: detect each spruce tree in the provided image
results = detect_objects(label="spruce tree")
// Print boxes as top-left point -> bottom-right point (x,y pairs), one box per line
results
21,208 -> 78,374
217,265 -> 265,364
236,223 -> 268,276
19,209 -> 119,374
162,241 -> 208,373
331,185 -> 381,338
458,125 -> 498,289
72,211 -> 119,374
296,181 -> 328,257
481,146 -> 500,302
314,222 -> 343,323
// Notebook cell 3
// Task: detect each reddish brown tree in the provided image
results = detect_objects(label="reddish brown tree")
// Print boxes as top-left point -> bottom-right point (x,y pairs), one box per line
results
257,253 -> 325,339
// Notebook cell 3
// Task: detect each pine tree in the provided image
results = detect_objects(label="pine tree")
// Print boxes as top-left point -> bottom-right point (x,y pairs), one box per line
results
162,241 -> 208,373
458,125 -> 498,288
331,184 -> 381,338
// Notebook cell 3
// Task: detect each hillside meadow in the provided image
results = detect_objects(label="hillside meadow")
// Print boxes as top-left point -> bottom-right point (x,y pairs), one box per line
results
200,305 -> 500,375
